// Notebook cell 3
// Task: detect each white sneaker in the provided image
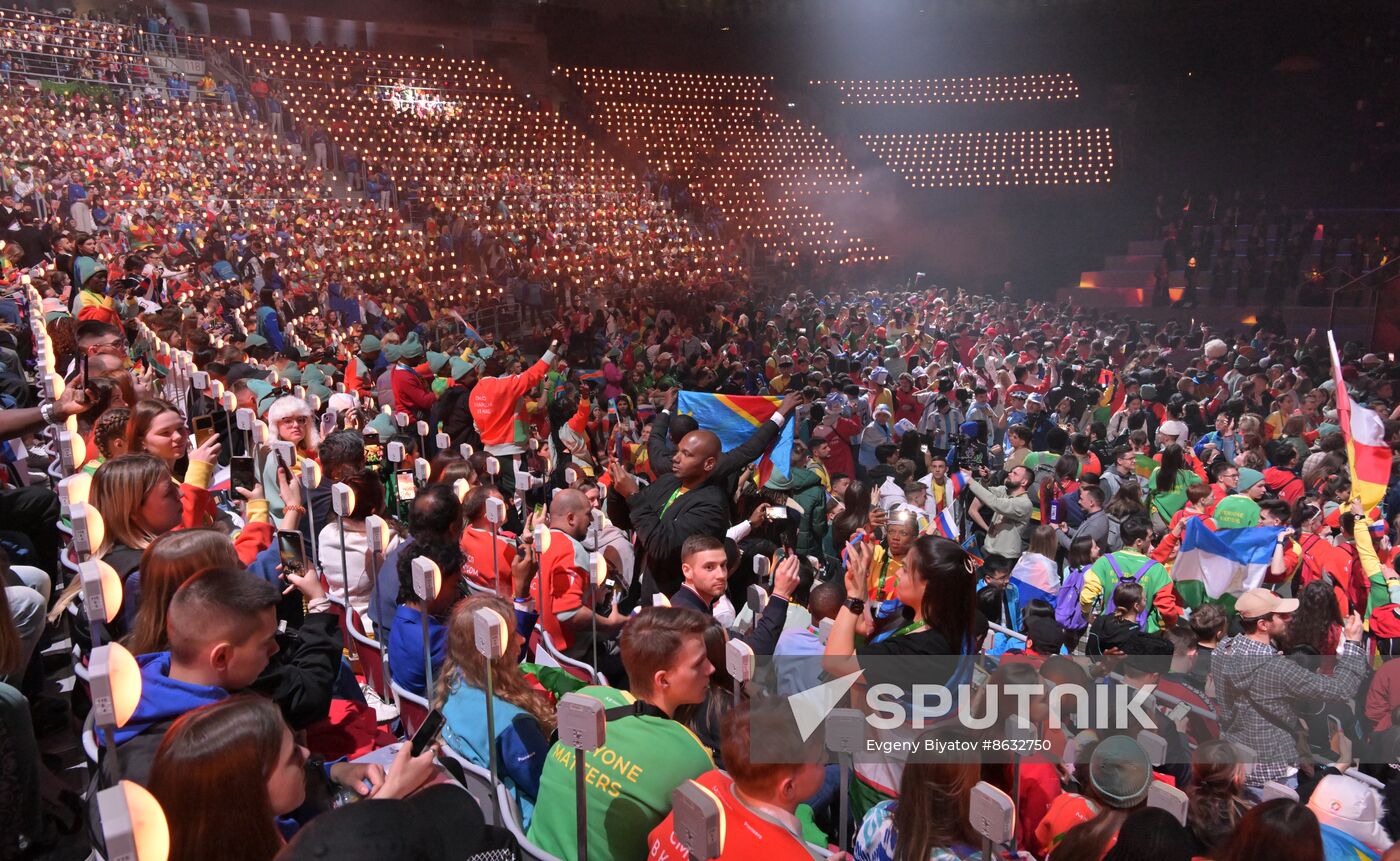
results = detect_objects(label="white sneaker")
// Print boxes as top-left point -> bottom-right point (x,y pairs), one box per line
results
361,682 -> 399,722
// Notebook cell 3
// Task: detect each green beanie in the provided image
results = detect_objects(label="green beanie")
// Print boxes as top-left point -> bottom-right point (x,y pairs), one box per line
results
400,332 -> 424,361
246,379 -> 275,414
368,412 -> 397,438
360,334 -> 381,353
427,351 -> 450,373
449,357 -> 472,381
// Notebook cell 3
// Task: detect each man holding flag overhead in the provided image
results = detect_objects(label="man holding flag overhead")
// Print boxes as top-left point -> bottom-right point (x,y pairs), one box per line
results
607,389 -> 800,599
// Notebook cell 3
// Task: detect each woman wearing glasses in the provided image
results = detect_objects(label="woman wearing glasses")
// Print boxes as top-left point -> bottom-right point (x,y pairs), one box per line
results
262,395 -> 320,520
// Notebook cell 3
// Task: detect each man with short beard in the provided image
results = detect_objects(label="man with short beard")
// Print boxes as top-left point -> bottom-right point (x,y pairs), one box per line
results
966,464 -> 1033,568
1212,588 -> 1364,794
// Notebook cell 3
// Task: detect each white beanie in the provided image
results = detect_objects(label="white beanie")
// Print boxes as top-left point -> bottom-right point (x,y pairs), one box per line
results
1307,773 -> 1393,853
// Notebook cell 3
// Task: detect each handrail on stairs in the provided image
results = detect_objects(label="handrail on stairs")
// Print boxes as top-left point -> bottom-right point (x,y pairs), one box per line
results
1329,256 -> 1400,331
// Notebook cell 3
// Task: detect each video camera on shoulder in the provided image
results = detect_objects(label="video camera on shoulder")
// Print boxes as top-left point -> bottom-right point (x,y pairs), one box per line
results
949,431 -> 988,471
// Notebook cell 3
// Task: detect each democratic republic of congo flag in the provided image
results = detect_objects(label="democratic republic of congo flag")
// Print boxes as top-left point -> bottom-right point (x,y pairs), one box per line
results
678,391 -> 793,483
1329,331 -> 1391,510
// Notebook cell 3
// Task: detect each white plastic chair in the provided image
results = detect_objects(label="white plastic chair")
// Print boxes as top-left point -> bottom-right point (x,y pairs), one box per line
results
440,746 -> 502,827
532,625 -> 607,686
462,576 -> 498,597
495,782 -> 565,861
390,678 -> 430,736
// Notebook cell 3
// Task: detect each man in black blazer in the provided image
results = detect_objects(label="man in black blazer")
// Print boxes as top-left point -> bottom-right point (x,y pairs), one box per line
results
671,535 -> 800,656
608,390 -> 800,598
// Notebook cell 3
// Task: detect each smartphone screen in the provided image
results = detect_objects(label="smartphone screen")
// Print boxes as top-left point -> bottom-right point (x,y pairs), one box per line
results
192,413 -> 216,446
410,709 -> 446,756
277,529 -> 308,573
396,470 -> 417,501
364,444 -> 383,466
230,455 -> 256,494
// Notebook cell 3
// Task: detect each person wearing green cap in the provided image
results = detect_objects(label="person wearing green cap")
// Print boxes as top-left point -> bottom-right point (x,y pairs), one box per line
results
1212,468 -> 1267,529
234,378 -> 279,417
367,411 -> 397,440
432,357 -> 477,445
359,334 -> 382,372
76,268 -> 121,329
390,331 -> 436,420
426,350 -> 452,397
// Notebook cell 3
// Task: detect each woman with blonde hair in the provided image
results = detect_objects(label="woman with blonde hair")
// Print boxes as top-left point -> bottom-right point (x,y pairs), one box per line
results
90,454 -> 186,583
436,594 -> 555,827
262,394 -> 320,520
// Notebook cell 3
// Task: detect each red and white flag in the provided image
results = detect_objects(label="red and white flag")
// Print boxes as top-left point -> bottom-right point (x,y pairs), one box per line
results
1328,331 -> 1391,510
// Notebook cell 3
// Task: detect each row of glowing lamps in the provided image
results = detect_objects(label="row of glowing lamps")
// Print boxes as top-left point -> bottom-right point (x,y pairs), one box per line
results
560,66 -> 773,84
1,8 -> 151,39
41,299 -> 454,861
43,57 -> 858,270
864,129 -> 1112,140
899,177 -> 1112,187
267,63 -> 509,94
213,36 -> 497,70
20,129 -> 741,285
25,277 -> 167,858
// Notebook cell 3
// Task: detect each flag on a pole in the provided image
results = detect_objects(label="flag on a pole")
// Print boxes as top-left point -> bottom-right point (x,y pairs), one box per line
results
677,391 -> 793,483
933,508 -> 960,541
1329,331 -> 1391,511
1174,519 -> 1283,604
950,469 -> 969,493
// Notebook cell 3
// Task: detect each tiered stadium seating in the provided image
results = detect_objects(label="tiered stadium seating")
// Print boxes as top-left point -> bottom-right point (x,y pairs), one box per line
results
861,129 -> 1113,188
222,41 -> 739,294
557,66 -> 887,265
809,73 -> 1080,105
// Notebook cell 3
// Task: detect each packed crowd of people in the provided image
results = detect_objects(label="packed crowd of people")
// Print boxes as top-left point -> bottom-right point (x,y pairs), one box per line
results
6,8 -> 1400,861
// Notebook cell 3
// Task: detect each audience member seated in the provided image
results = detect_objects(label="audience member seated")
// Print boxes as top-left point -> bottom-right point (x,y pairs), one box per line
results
649,696 -> 827,860
527,607 -> 715,861
147,694 -> 439,861
387,538 -> 465,698
531,488 -> 627,677
110,567 -> 282,785
437,594 -> 555,826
